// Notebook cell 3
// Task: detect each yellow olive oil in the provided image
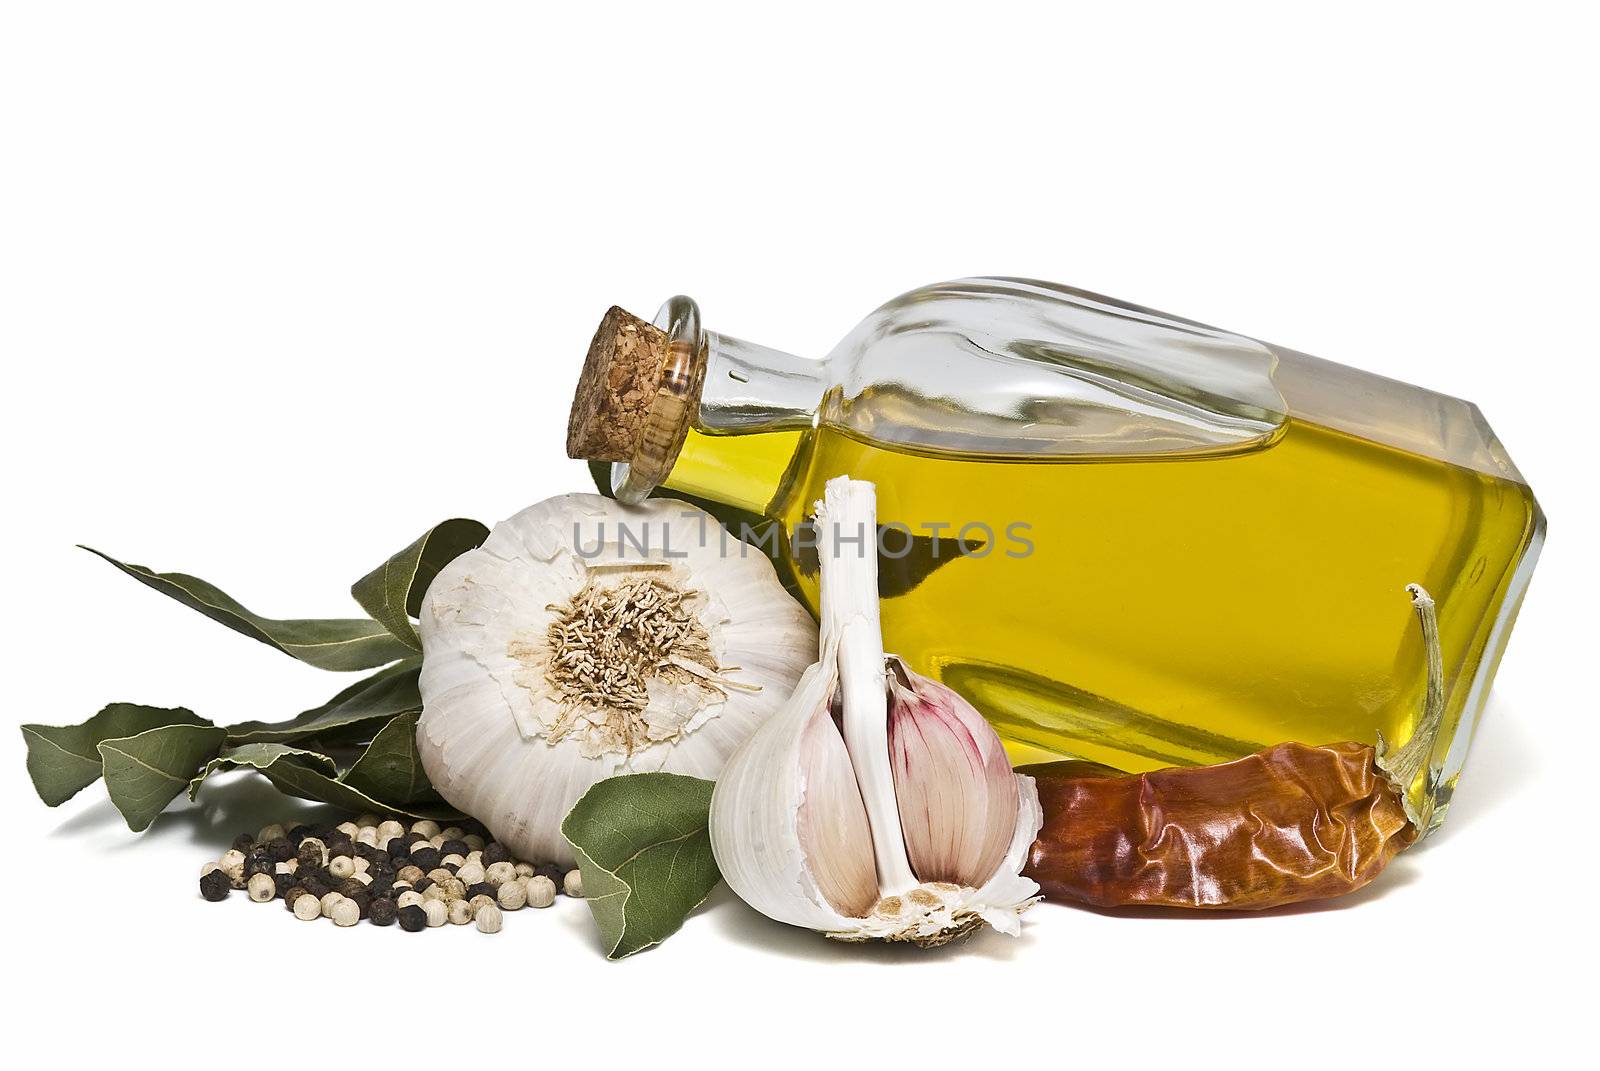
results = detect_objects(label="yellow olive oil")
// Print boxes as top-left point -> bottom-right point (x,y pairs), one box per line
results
667,419 -> 1540,818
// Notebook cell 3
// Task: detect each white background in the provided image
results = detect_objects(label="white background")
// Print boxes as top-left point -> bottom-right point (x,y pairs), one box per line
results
3,3 -> 1594,1066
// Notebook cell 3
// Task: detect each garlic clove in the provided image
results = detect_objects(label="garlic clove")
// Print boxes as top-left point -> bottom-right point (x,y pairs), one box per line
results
795,695 -> 878,918
709,658 -> 865,934
886,658 -> 1019,889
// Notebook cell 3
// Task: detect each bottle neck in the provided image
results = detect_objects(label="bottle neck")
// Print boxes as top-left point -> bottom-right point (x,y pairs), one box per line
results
698,330 -> 824,435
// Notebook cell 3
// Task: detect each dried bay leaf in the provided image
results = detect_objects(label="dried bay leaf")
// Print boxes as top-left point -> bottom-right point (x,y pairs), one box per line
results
82,547 -> 413,671
351,519 -> 488,650
223,661 -> 421,744
98,722 -> 229,831
22,704 -> 212,806
342,710 -> 430,804
191,735 -> 457,820
561,773 -> 720,959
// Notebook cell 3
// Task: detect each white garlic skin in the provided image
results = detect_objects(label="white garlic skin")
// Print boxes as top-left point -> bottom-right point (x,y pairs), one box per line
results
417,494 -> 815,866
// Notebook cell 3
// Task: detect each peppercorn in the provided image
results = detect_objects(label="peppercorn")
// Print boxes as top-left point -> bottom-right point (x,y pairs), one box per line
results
397,905 -> 428,932
474,902 -> 503,934
533,863 -> 564,887
457,862 -> 486,887
466,882 -> 495,902
245,851 -> 276,879
441,839 -> 470,858
463,833 -> 485,853
231,833 -> 255,853
319,892 -> 343,919
409,845 -> 441,872
482,842 -> 510,867
283,885 -> 309,910
369,897 -> 397,926
297,838 -> 327,870
448,899 -> 473,925
397,890 -> 425,911
199,870 -> 231,901
485,861 -> 517,887
268,836 -> 296,862
423,899 -> 448,927
497,880 -> 527,911
248,873 -> 276,902
325,832 -> 354,857
257,823 -> 287,844
273,873 -> 297,898
469,894 -> 496,914
440,854 -> 466,871
526,876 -> 556,908
301,873 -> 333,898
331,899 -> 360,927
397,865 -> 424,884
563,869 -> 584,898
287,824 -> 313,844
354,842 -> 386,864
413,875 -> 435,894
293,893 -> 322,921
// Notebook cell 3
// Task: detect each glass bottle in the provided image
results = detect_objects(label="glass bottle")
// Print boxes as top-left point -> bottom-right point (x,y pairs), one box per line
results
566,278 -> 1544,831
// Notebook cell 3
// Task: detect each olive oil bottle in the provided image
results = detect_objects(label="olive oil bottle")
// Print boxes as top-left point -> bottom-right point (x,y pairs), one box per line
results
568,279 -> 1543,831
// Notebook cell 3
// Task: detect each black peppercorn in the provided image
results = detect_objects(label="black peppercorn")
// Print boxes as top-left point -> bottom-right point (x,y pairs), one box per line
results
231,833 -> 255,853
369,898 -> 397,926
200,870 -> 231,901
441,839 -> 469,858
296,843 -> 324,870
325,832 -> 355,856
302,873 -> 333,898
467,882 -> 495,901
268,837 -> 296,862
287,824 -> 312,844
398,905 -> 428,932
534,863 -> 564,886
410,846 -> 441,871
273,872 -> 297,897
413,876 -> 435,893
355,843 -> 387,864
386,840 -> 410,862
482,842 -> 510,867
338,879 -> 368,898
245,852 -> 276,878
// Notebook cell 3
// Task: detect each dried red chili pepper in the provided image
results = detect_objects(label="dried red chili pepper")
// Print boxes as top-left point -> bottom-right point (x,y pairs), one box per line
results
1023,585 -> 1443,911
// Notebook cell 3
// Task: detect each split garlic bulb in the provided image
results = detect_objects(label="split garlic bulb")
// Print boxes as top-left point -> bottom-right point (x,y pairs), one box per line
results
417,494 -> 816,866
710,477 -> 1042,946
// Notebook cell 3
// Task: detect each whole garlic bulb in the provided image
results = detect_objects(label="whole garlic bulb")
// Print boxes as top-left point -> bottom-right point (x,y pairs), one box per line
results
417,494 -> 815,866
710,477 -> 1042,946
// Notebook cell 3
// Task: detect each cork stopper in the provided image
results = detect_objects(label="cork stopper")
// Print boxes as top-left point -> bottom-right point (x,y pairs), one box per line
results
566,306 -> 673,462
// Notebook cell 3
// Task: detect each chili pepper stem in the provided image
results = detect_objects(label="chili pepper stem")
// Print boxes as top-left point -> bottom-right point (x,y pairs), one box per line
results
1375,584 -> 1445,834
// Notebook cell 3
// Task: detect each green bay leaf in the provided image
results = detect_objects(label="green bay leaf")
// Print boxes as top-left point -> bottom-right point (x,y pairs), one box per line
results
82,546 -> 413,671
22,704 -> 212,806
351,519 -> 488,651
561,773 -> 720,959
223,661 -> 421,744
98,722 -> 229,832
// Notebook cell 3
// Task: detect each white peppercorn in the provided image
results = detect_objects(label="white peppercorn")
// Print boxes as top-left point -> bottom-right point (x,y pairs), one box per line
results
397,865 -> 424,884
464,834 -> 485,852
563,869 -> 584,898
200,860 -> 223,878
514,862 -> 535,878
457,862 -> 486,887
293,893 -> 322,921
525,875 -> 556,908
319,891 -> 344,918
354,812 -> 381,828
336,821 -> 359,838
220,848 -> 247,888
377,819 -> 406,841
410,819 -> 441,839
423,899 -> 448,928
331,898 -> 360,927
497,880 -> 527,911
328,855 -> 355,879
440,853 -> 467,870
422,884 -> 447,903
396,890 -> 424,911
469,894 -> 496,914
356,826 -> 379,847
485,861 -> 517,887
247,873 -> 276,902
428,867 -> 455,885
441,826 -> 465,842
257,823 -> 287,844
474,902 -> 503,934
428,834 -> 446,850
448,899 -> 473,925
